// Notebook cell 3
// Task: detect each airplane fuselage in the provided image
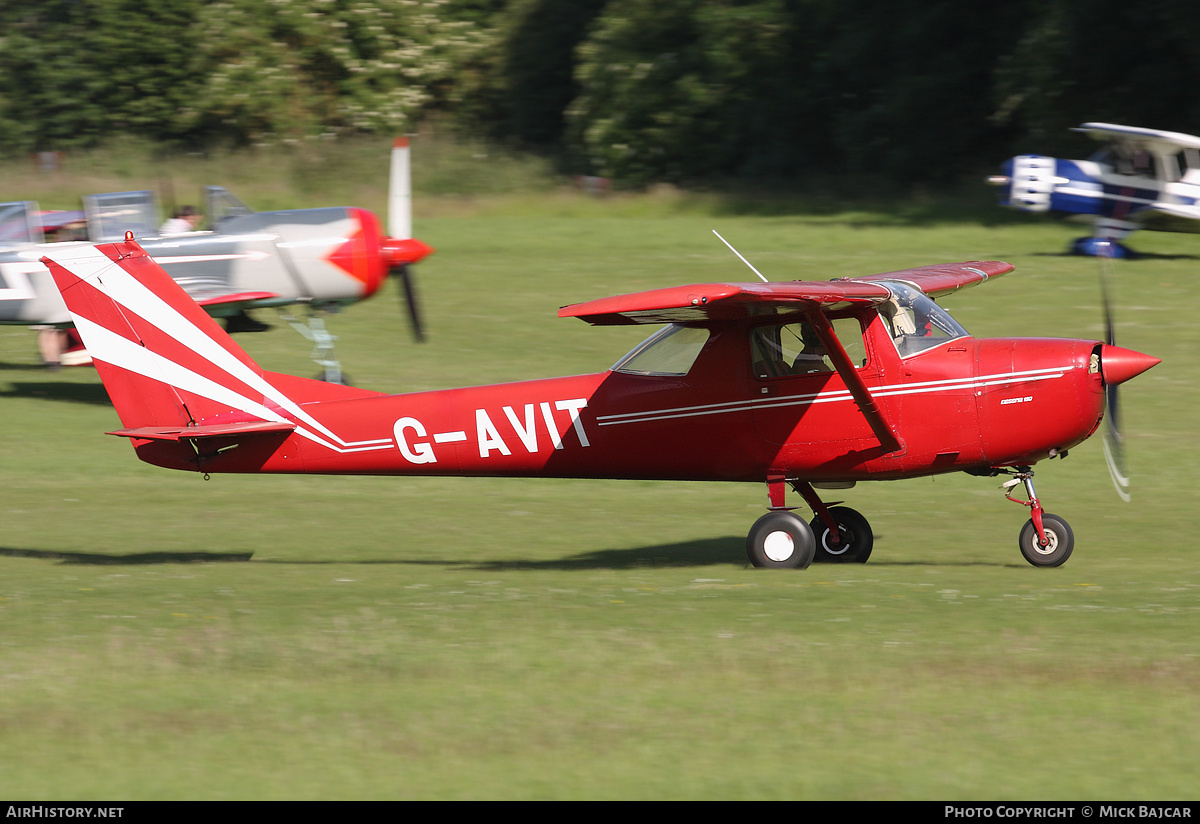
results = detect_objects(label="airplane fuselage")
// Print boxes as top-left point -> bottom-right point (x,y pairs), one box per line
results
0,207 -> 390,325
129,309 -> 1109,484
999,156 -> 1200,230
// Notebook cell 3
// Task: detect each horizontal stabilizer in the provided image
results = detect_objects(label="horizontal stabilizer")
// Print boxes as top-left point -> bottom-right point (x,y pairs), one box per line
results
109,421 -> 297,441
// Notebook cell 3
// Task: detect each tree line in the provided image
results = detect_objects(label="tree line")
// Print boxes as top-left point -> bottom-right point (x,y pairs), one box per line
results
2,0 -> 1198,187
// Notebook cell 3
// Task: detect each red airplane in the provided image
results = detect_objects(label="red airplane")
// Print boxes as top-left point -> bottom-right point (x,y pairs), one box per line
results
41,237 -> 1159,569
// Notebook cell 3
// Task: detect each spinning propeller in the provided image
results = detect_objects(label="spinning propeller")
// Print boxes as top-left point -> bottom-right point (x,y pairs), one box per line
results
1094,242 -> 1159,501
383,137 -> 432,342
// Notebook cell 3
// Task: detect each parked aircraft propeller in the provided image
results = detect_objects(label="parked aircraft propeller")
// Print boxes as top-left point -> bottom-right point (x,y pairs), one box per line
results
386,137 -> 429,342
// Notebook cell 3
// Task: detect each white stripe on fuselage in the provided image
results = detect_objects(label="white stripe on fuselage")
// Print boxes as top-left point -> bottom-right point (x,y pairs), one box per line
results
595,366 -> 1073,427
150,251 -> 272,265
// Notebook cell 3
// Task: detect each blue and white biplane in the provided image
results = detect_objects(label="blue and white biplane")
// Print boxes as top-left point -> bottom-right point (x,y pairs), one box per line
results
990,122 -> 1200,257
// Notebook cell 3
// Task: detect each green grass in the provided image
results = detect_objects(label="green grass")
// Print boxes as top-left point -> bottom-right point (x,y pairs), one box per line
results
5,135 -> 563,215
2,145 -> 1199,799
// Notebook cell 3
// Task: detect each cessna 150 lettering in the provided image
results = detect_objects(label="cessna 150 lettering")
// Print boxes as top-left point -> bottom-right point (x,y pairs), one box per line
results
990,122 -> 1200,257
0,139 -> 431,379
42,237 -> 1158,569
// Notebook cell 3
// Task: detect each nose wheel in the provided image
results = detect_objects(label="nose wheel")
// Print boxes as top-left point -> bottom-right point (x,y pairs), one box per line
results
1000,468 -> 1075,567
1018,514 -> 1074,567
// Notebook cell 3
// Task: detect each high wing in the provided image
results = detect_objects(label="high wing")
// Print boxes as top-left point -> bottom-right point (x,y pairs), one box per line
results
834,260 -> 1013,298
560,261 -> 1012,456
558,261 -> 1012,325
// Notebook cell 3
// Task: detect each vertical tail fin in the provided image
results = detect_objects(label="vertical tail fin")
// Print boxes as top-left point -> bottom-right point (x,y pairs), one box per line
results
42,239 -> 273,429
41,238 -> 380,438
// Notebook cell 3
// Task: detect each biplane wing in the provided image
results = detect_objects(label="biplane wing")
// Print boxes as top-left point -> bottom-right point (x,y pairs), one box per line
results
558,261 -> 1012,325
1077,122 -> 1200,154
1132,201 -> 1200,234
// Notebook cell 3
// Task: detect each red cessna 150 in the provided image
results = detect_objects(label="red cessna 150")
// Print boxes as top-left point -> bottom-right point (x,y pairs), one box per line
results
42,238 -> 1159,569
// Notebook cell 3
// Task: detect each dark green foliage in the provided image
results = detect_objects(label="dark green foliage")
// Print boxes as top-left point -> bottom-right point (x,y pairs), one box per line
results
992,0 -> 1200,155
1,0 -> 1198,185
567,0 -> 1034,185
567,0 -> 805,182
0,0 -> 204,150
499,0 -> 607,148
0,0 -> 495,152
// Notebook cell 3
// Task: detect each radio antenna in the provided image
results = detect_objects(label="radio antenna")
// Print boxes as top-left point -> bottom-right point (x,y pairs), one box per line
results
712,230 -> 769,282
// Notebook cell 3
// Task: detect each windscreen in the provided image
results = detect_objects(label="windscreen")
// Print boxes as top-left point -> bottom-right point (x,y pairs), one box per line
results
877,281 -> 970,357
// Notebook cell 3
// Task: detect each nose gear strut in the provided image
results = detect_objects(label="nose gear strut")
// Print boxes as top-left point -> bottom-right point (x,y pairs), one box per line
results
1000,466 -> 1047,545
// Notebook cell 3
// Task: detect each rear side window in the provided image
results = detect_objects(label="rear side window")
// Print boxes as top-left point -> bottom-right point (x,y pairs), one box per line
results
613,325 -> 711,376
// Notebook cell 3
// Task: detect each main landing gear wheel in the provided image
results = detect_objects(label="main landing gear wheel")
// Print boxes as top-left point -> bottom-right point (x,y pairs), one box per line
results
1018,514 -> 1074,567
746,511 -> 815,569
808,506 -> 873,563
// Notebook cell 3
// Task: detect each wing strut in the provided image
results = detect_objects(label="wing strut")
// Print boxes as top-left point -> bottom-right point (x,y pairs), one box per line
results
805,309 -> 903,454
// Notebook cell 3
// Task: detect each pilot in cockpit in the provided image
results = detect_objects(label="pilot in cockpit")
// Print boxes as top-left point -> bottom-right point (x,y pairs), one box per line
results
791,323 -> 829,374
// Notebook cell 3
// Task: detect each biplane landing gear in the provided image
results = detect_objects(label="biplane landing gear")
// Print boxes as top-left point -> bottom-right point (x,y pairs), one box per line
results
1000,467 -> 1075,567
746,510 -> 815,569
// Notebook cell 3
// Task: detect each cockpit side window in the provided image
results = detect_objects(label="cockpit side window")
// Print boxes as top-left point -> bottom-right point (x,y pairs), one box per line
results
750,316 -> 866,379
878,281 -> 970,357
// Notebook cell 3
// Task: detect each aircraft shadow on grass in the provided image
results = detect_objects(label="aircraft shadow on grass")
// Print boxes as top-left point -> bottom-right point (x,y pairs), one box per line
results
459,535 -> 1020,571
272,535 -> 1019,571
1033,249 -> 1199,261
0,379 -> 112,406
0,540 -> 1021,570
0,547 -> 253,565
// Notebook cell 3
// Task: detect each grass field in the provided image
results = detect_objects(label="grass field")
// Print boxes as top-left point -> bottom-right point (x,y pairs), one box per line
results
2,148 -> 1198,799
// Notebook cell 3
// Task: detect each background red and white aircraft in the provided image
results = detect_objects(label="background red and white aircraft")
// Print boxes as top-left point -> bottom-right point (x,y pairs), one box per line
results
1,139 -> 431,379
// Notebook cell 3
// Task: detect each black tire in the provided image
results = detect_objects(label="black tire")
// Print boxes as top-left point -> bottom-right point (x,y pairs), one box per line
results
746,511 -> 815,569
1018,514 -> 1074,567
808,507 -> 874,563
